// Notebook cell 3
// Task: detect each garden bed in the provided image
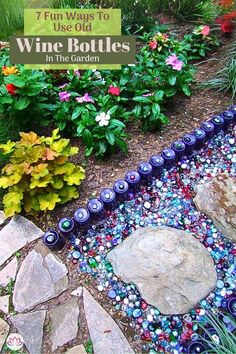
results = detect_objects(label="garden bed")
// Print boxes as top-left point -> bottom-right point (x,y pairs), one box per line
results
38,33 -> 233,232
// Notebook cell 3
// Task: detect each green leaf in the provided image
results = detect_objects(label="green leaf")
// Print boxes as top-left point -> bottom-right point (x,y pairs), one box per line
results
115,137 -> 128,154
133,96 -> 151,103
154,90 -> 164,101
109,119 -> 126,129
168,75 -> 177,86
85,146 -> 93,157
181,84 -> 191,96
164,88 -> 177,97
72,106 -> 83,120
0,96 -> 13,104
83,129 -> 93,147
159,114 -> 169,124
199,49 -> 205,57
25,83 -> 44,96
120,77 -> 129,86
133,105 -> 141,117
5,75 -> 25,88
14,96 -> 30,110
152,103 -> 161,116
105,130 -> 115,145
76,125 -> 84,136
98,141 -> 107,156
108,105 -> 118,115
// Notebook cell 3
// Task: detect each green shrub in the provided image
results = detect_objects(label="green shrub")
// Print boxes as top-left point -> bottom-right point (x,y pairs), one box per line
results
182,25 -> 220,59
0,65 -> 54,142
54,71 -> 129,157
0,129 -> 85,216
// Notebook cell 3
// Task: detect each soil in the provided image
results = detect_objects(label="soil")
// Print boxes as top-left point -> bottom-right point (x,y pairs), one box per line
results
0,25 -> 234,354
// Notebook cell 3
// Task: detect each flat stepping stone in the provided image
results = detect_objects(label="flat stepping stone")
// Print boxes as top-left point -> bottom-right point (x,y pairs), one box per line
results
83,288 -> 135,354
107,226 -> 217,315
10,310 -> 46,354
0,318 -> 10,351
0,295 -> 9,314
65,344 -> 87,354
0,215 -> 43,267
49,298 -> 79,351
194,174 -> 236,242
0,257 -> 18,287
13,244 -> 68,312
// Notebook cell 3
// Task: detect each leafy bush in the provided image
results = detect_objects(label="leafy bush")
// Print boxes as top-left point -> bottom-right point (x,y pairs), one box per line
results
0,65 -> 54,142
0,129 -> 85,216
51,29 -> 197,145
202,35 -> 236,98
54,78 -> 129,157
182,25 -> 220,59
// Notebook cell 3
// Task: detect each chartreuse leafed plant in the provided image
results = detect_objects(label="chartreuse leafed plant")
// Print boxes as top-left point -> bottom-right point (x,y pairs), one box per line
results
0,129 -> 85,217
199,313 -> 236,353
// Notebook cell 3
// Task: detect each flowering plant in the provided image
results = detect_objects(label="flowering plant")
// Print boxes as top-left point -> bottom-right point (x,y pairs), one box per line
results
182,25 -> 220,59
216,0 -> 236,33
149,32 -> 171,52
0,65 -> 53,141
53,71 -> 128,157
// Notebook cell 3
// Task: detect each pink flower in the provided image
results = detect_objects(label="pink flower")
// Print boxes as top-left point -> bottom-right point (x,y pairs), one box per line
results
83,93 -> 94,103
74,69 -> 80,78
76,93 -> 94,103
59,83 -> 67,89
149,40 -> 157,50
59,91 -> 70,102
201,25 -> 210,36
166,54 -> 184,71
108,85 -> 120,96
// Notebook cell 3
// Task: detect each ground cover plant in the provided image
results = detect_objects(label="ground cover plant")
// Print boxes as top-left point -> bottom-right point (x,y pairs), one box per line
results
0,129 -> 85,216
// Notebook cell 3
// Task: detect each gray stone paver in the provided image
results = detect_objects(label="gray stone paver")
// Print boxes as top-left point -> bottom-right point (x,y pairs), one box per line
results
13,244 -> 68,312
83,287 -> 135,354
10,310 -> 46,354
49,298 -> 80,351
0,215 -> 43,267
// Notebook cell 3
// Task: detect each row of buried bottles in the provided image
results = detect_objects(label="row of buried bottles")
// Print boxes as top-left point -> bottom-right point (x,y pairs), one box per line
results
43,106 -> 236,252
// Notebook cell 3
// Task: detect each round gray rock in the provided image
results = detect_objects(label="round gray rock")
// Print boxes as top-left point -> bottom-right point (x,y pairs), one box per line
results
107,226 -> 217,315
